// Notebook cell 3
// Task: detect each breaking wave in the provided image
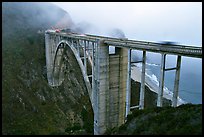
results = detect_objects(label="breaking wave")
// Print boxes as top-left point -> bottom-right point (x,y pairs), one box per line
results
133,63 -> 186,105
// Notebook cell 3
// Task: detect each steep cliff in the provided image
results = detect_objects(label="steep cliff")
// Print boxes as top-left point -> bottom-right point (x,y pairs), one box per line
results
2,2 -> 93,135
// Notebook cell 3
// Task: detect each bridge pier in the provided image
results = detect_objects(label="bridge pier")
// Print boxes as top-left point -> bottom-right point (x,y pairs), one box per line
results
93,40 -> 110,135
84,40 -> 87,75
93,40 -> 128,135
45,33 -> 52,85
157,53 -> 166,107
157,54 -> 182,107
125,49 -> 132,118
172,55 -> 181,107
114,47 -> 128,127
45,33 -> 61,86
139,51 -> 146,109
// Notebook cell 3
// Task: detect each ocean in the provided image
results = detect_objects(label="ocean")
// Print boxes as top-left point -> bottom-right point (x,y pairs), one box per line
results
132,52 -> 202,104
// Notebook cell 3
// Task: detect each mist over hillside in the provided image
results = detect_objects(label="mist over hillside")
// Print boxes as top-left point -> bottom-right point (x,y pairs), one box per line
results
2,2 -> 93,135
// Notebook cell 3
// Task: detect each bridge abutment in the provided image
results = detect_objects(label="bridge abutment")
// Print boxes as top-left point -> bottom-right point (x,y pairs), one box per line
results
45,33 -> 56,86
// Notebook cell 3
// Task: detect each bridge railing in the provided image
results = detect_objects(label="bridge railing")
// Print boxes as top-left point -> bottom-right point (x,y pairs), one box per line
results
46,30 -> 202,58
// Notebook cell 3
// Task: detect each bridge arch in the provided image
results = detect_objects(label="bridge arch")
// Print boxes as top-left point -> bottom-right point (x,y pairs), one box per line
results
52,40 -> 93,104
45,31 -> 202,135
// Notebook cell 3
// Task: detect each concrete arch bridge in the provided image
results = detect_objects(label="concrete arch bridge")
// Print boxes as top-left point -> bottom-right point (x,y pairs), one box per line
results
45,29 -> 202,135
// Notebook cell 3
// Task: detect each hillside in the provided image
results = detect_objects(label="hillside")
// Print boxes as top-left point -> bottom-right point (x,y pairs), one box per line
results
2,2 -> 93,135
105,104 -> 202,135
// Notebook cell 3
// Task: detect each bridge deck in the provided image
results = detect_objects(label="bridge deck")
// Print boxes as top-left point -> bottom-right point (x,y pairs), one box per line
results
46,31 -> 202,58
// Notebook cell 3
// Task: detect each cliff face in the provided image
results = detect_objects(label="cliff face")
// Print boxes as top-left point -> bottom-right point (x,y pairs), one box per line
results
131,80 -> 171,108
2,2 -> 93,135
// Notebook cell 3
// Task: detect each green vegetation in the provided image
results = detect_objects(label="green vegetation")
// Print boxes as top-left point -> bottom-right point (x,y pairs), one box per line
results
2,2 -> 93,135
105,104 -> 202,135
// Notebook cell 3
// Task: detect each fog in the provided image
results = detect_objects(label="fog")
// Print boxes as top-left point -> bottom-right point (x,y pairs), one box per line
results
52,2 -> 202,46
51,2 -> 202,67
52,2 -> 202,73
2,2 -> 76,36
52,2 -> 202,103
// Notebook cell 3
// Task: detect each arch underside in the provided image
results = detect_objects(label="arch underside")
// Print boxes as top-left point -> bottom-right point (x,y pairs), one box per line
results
52,40 -> 93,104
46,36 -> 128,135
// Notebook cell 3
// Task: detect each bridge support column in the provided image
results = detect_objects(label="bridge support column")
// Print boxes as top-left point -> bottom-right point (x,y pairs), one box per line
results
172,55 -> 181,107
113,47 -> 128,127
77,39 -> 80,56
93,40 -> 128,135
93,40 -> 110,135
125,49 -> 132,119
45,33 -> 61,86
139,51 -> 146,109
84,40 -> 87,75
45,33 -> 52,85
157,53 -> 166,107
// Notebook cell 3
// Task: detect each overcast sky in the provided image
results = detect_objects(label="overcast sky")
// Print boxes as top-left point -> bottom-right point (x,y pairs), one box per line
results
52,2 -> 202,47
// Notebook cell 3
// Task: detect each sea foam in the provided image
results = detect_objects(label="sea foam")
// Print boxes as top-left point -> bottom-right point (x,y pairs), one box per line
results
131,63 -> 186,106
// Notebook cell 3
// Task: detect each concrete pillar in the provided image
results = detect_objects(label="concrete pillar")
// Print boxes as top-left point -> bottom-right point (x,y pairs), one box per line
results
118,48 -> 128,126
92,41 -> 98,135
109,53 -> 120,128
108,47 -> 128,127
172,55 -> 181,107
87,41 -> 93,67
93,40 -> 109,135
93,42 -> 128,135
139,51 -> 146,109
77,39 -> 80,55
157,53 -> 166,107
91,42 -> 95,101
84,40 -> 87,75
51,35 -> 65,86
45,33 -> 52,85
125,49 -> 132,118
45,33 -> 58,86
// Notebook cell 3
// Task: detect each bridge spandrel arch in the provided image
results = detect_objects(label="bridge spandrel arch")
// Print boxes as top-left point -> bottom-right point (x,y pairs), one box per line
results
45,31 -> 202,135
52,42 -> 68,86
46,39 -> 93,105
